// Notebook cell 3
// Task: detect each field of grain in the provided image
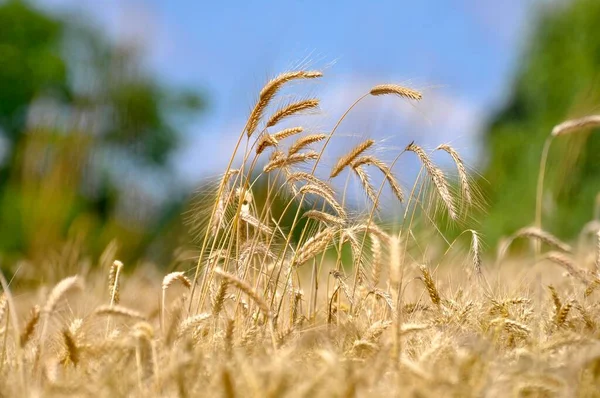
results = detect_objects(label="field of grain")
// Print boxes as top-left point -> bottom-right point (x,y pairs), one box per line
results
1,71 -> 599,397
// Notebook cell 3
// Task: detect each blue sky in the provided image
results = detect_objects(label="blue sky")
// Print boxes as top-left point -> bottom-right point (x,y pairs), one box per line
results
37,0 -> 547,189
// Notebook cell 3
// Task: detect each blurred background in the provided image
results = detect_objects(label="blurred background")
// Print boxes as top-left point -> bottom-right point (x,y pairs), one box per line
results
0,0 -> 598,277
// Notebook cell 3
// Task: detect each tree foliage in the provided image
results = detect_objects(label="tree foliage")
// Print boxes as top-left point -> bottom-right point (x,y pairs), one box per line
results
482,0 -> 600,244
0,0 -> 204,270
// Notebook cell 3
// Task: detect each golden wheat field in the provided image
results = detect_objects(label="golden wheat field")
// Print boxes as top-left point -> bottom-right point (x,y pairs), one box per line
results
1,71 -> 600,397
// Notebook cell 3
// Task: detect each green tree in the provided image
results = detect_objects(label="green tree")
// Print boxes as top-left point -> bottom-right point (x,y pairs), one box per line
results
482,0 -> 600,245
0,0 -> 204,271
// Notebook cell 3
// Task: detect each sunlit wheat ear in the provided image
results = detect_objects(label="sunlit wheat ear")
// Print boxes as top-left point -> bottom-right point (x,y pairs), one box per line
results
266,98 -> 319,128
371,234 -> 382,286
435,144 -> 472,205
352,155 -> 404,202
351,165 -> 377,205
330,271 -> 354,306
203,169 -> 240,236
551,115 -> 600,136
178,313 -> 212,338
286,172 -> 335,197
499,227 -> 572,261
545,252 -> 591,285
584,279 -> 600,298
490,318 -> 531,337
38,276 -> 83,355
239,212 -> 273,235
330,139 -> 375,178
369,84 -> 422,101
61,328 -> 78,366
273,126 -> 303,141
547,285 -> 562,316
19,305 -> 40,347
212,280 -> 229,316
293,227 -> 337,266
298,184 -> 347,218
161,272 -> 192,329
213,267 -> 271,317
246,70 -> 322,137
465,229 -> 482,276
418,265 -> 441,306
555,301 -> 572,328
44,276 -> 84,316
108,260 -> 123,305
94,305 -> 146,320
256,133 -> 278,155
406,142 -> 457,219
288,134 -> 327,156
263,150 -> 319,173
162,272 -> 192,291
303,210 -> 346,227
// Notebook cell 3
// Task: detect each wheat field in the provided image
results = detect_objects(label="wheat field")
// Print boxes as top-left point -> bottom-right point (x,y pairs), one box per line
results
1,70 -> 600,397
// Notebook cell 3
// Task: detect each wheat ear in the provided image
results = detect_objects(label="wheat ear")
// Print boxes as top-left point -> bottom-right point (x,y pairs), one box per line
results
406,142 -> 456,219
40,276 -> 83,352
352,155 -> 404,202
108,260 -> 123,306
369,84 -> 422,101
266,98 -> 319,127
436,144 -> 472,205
551,115 -> 600,136
288,134 -> 327,156
330,139 -> 375,178
161,272 -> 191,331
19,306 -> 40,348
213,267 -> 270,317
246,70 -> 322,137
95,305 -> 146,320
264,151 -> 319,173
